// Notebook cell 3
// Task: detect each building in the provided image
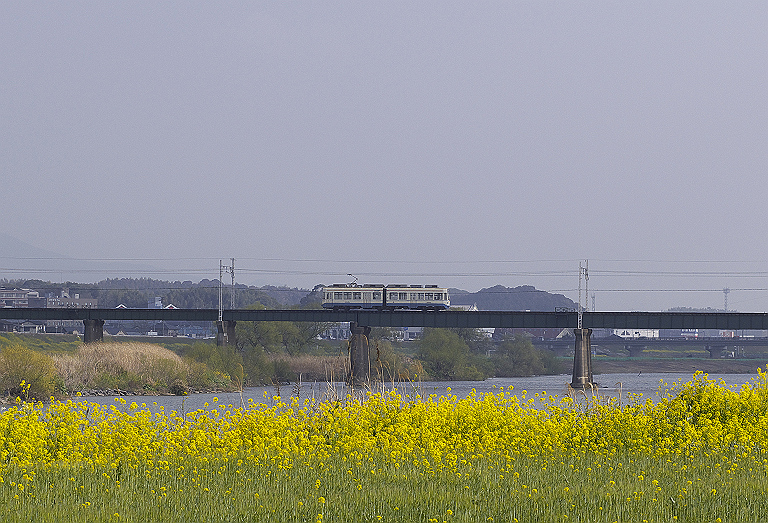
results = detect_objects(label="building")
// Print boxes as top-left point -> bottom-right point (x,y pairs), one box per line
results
0,288 -> 41,308
46,289 -> 98,333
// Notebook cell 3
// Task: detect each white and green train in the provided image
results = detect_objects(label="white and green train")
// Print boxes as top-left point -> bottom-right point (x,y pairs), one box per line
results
321,284 -> 450,311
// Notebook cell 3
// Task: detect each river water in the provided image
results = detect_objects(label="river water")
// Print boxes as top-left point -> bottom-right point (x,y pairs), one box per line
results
74,372 -> 762,413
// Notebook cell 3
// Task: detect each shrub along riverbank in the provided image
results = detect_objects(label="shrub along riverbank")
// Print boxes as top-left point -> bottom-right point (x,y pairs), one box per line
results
0,371 -> 765,521
0,329 -> 566,401
0,338 -> 350,400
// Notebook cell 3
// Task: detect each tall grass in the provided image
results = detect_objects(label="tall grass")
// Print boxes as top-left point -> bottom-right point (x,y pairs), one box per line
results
51,342 -> 187,393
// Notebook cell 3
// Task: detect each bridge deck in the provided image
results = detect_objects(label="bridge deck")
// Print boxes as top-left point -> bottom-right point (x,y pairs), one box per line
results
1,309 -> 768,330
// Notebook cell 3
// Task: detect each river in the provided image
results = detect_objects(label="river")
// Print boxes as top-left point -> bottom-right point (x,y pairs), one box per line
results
74,371 -> 762,413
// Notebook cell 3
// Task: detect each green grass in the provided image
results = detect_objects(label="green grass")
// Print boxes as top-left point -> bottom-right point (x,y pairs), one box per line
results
0,332 -> 82,354
1,450 -> 765,522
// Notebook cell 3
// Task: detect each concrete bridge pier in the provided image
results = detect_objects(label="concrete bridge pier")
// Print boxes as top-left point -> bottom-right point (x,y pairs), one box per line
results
83,319 -> 105,343
216,320 -> 237,347
348,322 -> 371,385
571,328 -> 596,390
706,344 -> 727,359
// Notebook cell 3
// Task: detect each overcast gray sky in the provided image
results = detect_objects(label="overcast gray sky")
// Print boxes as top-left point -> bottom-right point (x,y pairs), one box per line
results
2,1 -> 766,311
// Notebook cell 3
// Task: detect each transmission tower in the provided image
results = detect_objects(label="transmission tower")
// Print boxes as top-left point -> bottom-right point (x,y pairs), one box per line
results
218,259 -> 236,321
723,287 -> 730,312
578,260 -> 589,328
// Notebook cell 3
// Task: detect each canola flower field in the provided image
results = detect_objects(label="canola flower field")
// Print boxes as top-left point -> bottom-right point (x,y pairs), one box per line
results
0,371 -> 767,522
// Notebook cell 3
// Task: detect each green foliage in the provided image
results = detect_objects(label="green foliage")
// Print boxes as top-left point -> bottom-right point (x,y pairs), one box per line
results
491,334 -> 562,376
449,327 -> 486,345
416,329 -> 484,381
0,344 -> 58,400
271,358 -> 295,384
0,333 -> 81,353
185,361 -> 230,390
236,316 -> 282,353
93,370 -> 144,391
183,342 -> 242,383
241,344 -> 272,386
93,277 -> 282,309
234,302 -> 331,383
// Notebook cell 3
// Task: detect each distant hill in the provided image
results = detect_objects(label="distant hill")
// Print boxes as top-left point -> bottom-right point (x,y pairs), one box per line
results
448,285 -> 576,311
0,232 -> 157,281
259,285 -> 314,307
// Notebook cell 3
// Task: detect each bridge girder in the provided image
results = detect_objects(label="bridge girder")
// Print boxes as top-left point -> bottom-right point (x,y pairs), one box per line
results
3,309 -> 768,330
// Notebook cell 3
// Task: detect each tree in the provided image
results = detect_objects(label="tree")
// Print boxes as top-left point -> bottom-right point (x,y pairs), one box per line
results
491,334 -> 561,377
416,329 -> 484,381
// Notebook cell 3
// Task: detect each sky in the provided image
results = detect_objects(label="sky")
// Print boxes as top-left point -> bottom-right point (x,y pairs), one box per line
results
1,1 -> 766,312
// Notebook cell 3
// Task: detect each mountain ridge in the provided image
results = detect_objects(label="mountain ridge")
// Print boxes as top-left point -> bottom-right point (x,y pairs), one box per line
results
448,284 -> 576,311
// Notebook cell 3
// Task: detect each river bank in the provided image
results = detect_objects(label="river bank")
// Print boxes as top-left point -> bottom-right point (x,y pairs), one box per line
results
590,357 -> 765,375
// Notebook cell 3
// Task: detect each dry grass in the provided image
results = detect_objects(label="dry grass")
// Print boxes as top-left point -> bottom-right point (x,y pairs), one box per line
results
52,342 -> 187,391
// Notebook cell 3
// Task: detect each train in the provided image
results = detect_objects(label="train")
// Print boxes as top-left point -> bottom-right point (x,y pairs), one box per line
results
321,284 -> 450,310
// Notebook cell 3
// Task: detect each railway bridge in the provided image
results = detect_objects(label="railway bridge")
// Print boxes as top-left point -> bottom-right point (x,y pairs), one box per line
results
2,308 -> 768,389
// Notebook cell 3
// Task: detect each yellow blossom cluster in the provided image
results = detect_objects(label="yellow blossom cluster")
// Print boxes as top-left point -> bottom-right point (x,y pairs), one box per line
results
0,370 -> 766,521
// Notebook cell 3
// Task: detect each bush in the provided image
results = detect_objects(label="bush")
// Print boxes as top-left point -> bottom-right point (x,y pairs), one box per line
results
0,344 -> 58,400
272,358 -> 296,384
491,334 -> 562,377
169,379 -> 188,396
416,329 -> 485,381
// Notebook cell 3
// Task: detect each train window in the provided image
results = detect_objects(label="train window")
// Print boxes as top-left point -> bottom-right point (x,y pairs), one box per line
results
399,292 -> 408,300
353,292 -> 361,300
389,292 -> 398,300
334,292 -> 342,299
424,293 -> 433,300
373,292 -> 381,299
418,293 -> 425,300
434,293 -> 442,300
344,292 -> 353,299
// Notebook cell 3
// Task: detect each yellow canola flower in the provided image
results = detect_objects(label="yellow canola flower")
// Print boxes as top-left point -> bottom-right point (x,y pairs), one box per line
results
0,371 -> 766,479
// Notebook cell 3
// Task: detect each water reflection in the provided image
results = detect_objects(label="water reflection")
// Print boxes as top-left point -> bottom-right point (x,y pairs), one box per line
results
74,372 -> 760,413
